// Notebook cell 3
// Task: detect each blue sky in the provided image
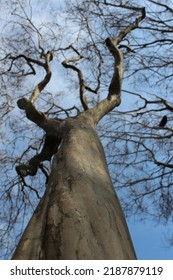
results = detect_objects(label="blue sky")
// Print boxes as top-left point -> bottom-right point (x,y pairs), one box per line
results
128,218 -> 173,260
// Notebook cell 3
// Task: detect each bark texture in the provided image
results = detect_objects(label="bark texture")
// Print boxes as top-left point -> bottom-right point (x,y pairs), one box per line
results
12,114 -> 136,259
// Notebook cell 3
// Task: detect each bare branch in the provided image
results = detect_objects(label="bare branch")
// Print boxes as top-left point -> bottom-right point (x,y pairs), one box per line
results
29,51 -> 53,103
62,46 -> 89,111
105,38 -> 124,98
103,0 -> 145,13
105,7 -> 146,98
16,96 -> 63,178
19,177 -> 41,199
9,51 -> 53,104
147,0 -> 173,13
8,54 -> 45,68
17,98 -> 48,129
112,7 -> 146,46
17,98 -> 61,134
90,7 -> 146,123
16,135 -> 61,177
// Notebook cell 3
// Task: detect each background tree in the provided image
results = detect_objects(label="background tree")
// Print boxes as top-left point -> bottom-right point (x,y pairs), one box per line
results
0,0 -> 173,259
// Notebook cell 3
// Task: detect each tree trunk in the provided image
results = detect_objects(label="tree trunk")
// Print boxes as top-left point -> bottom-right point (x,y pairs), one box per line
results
12,114 -> 136,260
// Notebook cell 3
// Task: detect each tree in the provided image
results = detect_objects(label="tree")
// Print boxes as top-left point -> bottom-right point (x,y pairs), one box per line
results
12,1 -> 146,259
1,0 -> 173,259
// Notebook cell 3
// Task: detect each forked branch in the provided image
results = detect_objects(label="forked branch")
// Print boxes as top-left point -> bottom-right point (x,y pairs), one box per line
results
106,7 -> 146,98
90,7 -> 146,124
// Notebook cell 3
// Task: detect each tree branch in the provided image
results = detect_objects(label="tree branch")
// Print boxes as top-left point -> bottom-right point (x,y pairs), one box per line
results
17,98 -> 48,129
106,7 -> 145,98
90,7 -> 146,124
112,7 -> 146,46
62,46 -> 89,111
8,54 -> 45,68
9,51 -> 53,104
105,7 -> 145,98
17,98 -> 61,133
16,135 -> 61,177
105,38 -> 124,98
29,51 -> 53,103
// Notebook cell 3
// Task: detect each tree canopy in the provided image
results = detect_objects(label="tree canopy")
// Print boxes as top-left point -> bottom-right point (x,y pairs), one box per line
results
0,0 -> 173,258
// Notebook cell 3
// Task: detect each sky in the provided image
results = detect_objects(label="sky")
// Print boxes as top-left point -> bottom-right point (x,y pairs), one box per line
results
128,218 -> 173,260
